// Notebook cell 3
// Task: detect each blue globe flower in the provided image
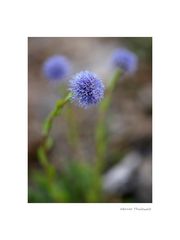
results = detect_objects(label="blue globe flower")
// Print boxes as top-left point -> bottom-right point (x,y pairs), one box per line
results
42,55 -> 70,81
69,71 -> 104,108
112,48 -> 138,74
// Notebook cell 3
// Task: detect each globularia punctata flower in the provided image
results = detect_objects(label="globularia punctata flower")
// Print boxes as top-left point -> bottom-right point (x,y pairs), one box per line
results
69,71 -> 104,108
112,48 -> 138,74
42,55 -> 70,81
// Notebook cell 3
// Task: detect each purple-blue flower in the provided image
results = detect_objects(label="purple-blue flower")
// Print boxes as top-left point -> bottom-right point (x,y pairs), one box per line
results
69,71 -> 104,108
42,55 -> 70,81
112,48 -> 138,74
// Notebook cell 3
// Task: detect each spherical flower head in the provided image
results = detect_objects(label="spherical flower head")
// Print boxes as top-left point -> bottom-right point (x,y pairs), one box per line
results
69,71 -> 104,108
112,48 -> 138,74
42,55 -> 70,81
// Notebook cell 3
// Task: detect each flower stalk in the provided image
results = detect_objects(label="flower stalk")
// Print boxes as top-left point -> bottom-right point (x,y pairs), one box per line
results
95,69 -> 123,172
43,92 -> 72,136
37,92 -> 72,172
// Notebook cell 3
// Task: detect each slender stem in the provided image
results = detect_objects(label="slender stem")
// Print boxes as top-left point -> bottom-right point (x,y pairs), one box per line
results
43,92 -> 72,137
37,92 -> 72,172
37,146 -> 55,177
95,69 -> 122,172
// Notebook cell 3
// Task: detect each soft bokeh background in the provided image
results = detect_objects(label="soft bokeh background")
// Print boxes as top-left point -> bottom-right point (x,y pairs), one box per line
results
28,37 -> 152,203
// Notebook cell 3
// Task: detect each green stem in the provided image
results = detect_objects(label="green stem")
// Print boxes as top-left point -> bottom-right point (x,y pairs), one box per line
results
37,146 -> 55,177
95,69 -> 123,172
37,92 -> 72,173
43,92 -> 72,137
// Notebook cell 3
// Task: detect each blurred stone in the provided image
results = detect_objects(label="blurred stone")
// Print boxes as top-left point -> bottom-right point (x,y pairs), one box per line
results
134,155 -> 152,202
102,152 -> 142,195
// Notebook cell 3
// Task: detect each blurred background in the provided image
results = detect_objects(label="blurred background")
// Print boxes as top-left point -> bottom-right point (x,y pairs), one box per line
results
28,37 -> 152,203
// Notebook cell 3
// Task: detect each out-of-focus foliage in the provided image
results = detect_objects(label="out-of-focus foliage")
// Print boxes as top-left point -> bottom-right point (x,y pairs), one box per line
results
29,161 -> 102,203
